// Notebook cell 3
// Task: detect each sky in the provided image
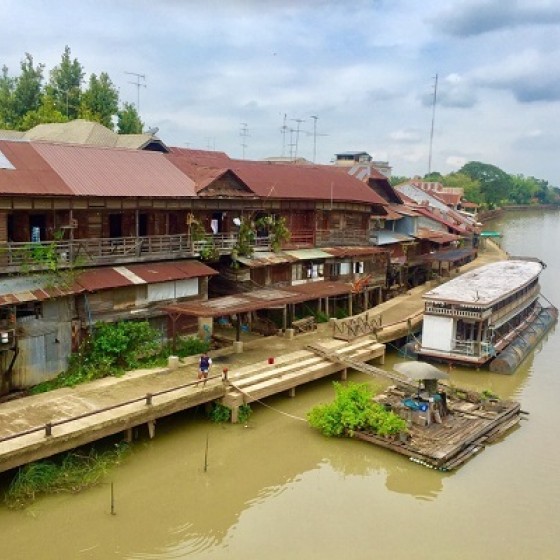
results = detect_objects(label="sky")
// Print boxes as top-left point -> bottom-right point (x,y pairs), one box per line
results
2,0 -> 560,185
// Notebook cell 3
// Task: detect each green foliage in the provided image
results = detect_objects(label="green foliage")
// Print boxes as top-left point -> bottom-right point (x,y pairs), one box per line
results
117,101 -> 144,134
4,443 -> 129,509
209,403 -> 231,423
174,336 -> 210,358
308,382 -> 407,438
315,310 -> 329,323
238,404 -> 253,424
389,175 -> 410,186
80,72 -> 119,129
47,45 -> 84,119
459,161 -> 513,206
480,388 -> 499,400
255,215 -> 290,252
234,217 -> 256,257
30,321 -> 161,393
20,93 -> 67,130
12,53 -> 44,126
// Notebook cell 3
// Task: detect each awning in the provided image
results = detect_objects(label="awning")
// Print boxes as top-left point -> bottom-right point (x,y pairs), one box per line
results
76,260 -> 218,292
480,231 -> 502,238
425,248 -> 477,262
163,281 -> 353,318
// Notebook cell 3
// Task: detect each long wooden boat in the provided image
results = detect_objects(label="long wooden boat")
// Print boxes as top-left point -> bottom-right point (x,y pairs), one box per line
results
416,259 -> 557,370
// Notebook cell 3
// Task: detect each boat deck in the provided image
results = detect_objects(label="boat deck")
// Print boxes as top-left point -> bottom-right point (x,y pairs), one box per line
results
354,386 -> 521,471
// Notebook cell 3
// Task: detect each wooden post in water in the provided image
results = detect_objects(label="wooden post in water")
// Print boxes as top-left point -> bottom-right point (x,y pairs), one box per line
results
204,433 -> 209,472
110,482 -> 116,515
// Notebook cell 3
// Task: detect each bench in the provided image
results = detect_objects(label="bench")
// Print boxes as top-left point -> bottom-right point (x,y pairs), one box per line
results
292,316 -> 317,334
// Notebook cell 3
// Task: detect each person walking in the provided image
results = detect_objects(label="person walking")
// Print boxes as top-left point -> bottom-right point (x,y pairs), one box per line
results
197,352 -> 212,387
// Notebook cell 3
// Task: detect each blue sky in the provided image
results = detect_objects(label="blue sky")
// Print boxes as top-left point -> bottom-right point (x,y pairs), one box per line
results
2,0 -> 560,185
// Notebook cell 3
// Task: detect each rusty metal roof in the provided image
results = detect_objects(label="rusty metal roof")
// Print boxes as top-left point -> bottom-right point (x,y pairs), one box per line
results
163,281 -> 353,318
322,246 -> 388,258
164,287 -> 309,317
0,141 -> 73,196
0,275 -> 80,306
236,252 -> 297,268
413,228 -> 463,244
33,142 -> 196,198
76,261 -> 218,292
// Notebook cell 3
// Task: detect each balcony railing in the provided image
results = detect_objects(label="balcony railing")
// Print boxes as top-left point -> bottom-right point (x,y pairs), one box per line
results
315,228 -> 369,246
0,232 -> 266,272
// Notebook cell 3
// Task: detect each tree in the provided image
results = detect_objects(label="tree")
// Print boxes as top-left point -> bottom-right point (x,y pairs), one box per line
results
20,94 -> 67,130
117,101 -> 144,134
47,45 -> 84,120
0,65 -> 16,128
442,172 -> 482,204
423,171 -> 443,182
389,175 -> 410,186
80,72 -> 118,129
12,53 -> 44,127
459,161 -> 512,207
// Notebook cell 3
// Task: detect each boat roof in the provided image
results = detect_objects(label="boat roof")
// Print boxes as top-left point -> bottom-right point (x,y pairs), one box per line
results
423,259 -> 543,306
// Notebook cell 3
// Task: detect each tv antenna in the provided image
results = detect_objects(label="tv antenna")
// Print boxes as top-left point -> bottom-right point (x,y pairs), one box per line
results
291,118 -> 305,160
308,115 -> 328,163
125,71 -> 147,113
240,123 -> 249,159
428,73 -> 438,176
280,113 -> 289,157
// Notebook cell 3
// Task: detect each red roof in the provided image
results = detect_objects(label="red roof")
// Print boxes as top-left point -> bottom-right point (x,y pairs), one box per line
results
169,149 -> 386,205
29,142 -> 196,198
0,141 -> 72,196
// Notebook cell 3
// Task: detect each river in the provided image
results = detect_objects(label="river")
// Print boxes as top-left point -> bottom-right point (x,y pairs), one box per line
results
1,208 -> 559,560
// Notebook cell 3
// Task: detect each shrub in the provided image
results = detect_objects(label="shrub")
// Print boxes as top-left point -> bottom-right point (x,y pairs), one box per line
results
308,382 -> 407,438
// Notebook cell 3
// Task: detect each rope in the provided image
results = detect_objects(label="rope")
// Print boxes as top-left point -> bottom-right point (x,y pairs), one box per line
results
228,381 -> 308,423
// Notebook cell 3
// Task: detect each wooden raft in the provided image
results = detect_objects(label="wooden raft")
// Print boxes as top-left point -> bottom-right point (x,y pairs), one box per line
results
305,344 -> 522,471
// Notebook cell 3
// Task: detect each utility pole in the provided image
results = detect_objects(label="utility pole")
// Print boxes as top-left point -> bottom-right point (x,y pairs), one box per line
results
428,73 -> 438,176
240,123 -> 249,159
125,71 -> 147,113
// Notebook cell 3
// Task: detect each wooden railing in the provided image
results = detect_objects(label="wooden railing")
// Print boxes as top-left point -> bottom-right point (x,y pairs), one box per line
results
0,233 -> 273,271
315,229 -> 369,246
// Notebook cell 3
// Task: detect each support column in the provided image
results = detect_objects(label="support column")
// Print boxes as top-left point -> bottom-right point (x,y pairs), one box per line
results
231,406 -> 239,424
341,367 -> 348,381
288,387 -> 296,398
348,293 -> 353,316
147,421 -> 156,439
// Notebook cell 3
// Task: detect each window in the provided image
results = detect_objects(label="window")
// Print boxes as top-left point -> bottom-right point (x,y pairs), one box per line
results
354,261 -> 364,274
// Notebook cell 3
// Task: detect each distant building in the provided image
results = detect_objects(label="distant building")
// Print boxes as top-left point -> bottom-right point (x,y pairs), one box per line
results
333,151 -> 391,177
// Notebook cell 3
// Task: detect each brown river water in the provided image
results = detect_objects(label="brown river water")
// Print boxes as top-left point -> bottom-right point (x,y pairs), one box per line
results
1,208 -> 559,560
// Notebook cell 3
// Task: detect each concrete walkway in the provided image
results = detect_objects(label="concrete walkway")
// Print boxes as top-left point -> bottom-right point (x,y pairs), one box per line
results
0,241 -> 507,472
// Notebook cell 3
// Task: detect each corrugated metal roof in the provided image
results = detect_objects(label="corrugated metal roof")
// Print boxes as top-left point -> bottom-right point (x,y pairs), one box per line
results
413,229 -> 462,244
322,246 -> 387,258
170,149 -> 386,205
0,275 -> 80,306
283,248 -> 332,260
33,142 -> 196,198
373,230 -> 415,245
0,140 -> 73,196
76,261 -> 218,292
236,252 -> 297,268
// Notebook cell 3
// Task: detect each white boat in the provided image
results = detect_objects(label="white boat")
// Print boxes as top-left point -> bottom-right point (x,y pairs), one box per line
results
417,259 -> 557,369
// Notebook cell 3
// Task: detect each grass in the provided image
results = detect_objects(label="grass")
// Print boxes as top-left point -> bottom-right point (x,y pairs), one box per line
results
4,443 -> 129,509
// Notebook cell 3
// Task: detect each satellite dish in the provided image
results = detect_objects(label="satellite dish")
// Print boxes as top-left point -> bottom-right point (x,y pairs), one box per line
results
233,217 -> 241,227
145,127 -> 159,135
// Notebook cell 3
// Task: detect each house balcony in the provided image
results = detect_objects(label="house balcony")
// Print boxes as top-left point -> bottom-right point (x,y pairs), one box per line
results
315,229 -> 370,247
0,232 -> 271,273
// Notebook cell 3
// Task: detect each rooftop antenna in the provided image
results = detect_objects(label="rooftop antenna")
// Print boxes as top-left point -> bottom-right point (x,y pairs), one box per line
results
307,115 -> 328,163
240,123 -> 249,159
124,71 -> 147,114
280,113 -> 288,157
291,118 -> 305,160
428,73 -> 438,176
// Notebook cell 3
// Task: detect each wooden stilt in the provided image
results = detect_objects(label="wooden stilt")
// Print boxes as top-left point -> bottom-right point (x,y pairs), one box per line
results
147,420 -> 156,439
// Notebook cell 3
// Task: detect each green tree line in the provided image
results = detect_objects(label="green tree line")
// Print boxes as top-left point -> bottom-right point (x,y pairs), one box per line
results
390,161 -> 559,208
0,46 -> 143,133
